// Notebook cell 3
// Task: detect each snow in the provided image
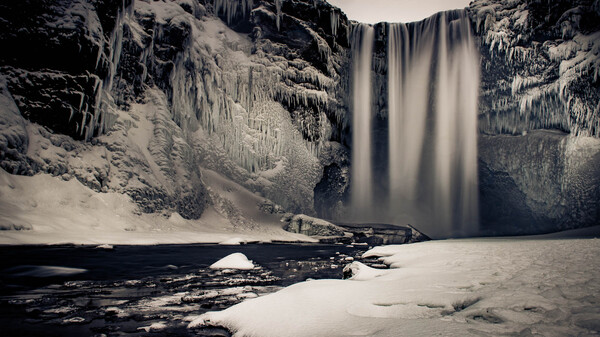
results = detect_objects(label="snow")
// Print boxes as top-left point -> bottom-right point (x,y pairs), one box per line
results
472,0 -> 600,137
138,322 -> 167,332
209,253 -> 255,270
194,236 -> 600,336
219,237 -> 248,245
342,261 -> 386,281
0,167 -> 310,245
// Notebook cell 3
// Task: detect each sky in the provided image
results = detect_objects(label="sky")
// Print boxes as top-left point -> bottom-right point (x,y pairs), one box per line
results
326,0 -> 474,23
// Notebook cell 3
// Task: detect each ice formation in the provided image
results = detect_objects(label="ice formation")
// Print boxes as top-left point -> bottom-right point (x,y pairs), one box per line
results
130,0 -> 334,189
275,0 -> 283,31
473,0 -> 600,137
330,10 -> 340,37
214,0 -> 254,25
87,0 -> 134,140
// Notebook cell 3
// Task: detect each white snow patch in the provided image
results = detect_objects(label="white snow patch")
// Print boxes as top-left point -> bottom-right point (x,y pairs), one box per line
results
138,322 -> 168,332
195,236 -> 600,336
0,167 -> 313,245
209,253 -> 255,270
219,237 -> 248,245
342,261 -> 386,281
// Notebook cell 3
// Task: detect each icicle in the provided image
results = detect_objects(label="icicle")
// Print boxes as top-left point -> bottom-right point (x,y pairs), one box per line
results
85,0 -> 134,140
330,10 -> 339,37
214,0 -> 253,25
275,0 -> 283,31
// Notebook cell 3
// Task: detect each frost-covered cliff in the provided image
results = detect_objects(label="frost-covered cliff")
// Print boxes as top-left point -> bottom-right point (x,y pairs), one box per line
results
0,0 -> 352,242
470,0 -> 600,234
0,0 -> 598,240
472,0 -> 600,136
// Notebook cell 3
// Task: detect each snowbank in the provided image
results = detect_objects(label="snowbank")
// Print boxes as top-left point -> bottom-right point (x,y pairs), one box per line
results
218,237 -> 248,245
193,236 -> 600,336
342,261 -> 387,281
0,168 -> 312,245
209,253 -> 255,270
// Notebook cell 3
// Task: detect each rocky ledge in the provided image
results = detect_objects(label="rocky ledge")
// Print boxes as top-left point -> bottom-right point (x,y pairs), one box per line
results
282,214 -> 430,245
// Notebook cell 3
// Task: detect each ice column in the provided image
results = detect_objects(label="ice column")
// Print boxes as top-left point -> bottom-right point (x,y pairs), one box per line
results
350,23 -> 375,217
275,0 -> 282,31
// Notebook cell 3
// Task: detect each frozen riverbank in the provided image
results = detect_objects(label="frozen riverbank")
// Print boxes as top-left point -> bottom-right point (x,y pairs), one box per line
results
195,231 -> 600,336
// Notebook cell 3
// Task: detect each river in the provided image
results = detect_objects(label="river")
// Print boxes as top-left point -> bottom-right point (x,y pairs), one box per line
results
0,243 -> 376,336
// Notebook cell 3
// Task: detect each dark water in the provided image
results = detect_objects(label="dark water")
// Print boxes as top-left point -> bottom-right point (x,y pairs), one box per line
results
0,243 -> 372,336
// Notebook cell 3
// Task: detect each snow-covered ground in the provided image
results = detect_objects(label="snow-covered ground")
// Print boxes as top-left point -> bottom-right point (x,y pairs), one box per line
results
0,167 -> 311,245
193,233 -> 600,336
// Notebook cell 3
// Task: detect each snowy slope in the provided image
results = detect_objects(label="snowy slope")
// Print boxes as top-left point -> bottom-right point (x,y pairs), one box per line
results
0,165 -> 309,245
194,235 -> 600,336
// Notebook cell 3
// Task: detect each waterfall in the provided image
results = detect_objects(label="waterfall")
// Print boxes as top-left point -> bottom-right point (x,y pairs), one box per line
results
350,23 -> 375,218
387,11 -> 480,238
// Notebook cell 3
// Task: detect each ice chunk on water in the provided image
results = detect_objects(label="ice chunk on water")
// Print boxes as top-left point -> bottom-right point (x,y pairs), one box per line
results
6,265 -> 88,278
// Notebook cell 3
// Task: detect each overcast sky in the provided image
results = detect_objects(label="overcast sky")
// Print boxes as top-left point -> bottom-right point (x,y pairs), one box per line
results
326,0 -> 473,23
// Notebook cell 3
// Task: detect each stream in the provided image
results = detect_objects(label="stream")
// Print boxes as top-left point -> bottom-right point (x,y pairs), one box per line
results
0,243 -> 379,336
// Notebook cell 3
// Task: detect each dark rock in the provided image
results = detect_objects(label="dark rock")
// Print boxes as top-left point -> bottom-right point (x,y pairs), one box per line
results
479,131 -> 600,235
334,222 -> 430,245
283,214 -> 347,237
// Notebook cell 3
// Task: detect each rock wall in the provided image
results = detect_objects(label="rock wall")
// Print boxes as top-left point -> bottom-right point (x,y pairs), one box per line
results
479,131 -> 600,235
0,0 -> 354,223
471,0 -> 600,234
0,0 -> 598,236
472,0 -> 600,137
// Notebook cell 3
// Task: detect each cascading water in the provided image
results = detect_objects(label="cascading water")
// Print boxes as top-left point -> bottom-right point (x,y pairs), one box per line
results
349,11 -> 480,238
388,11 -> 480,238
350,24 -> 375,218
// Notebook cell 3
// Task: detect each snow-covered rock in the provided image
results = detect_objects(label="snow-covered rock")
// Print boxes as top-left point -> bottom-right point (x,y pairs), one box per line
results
0,0 -> 352,232
342,261 -> 386,281
479,130 -> 600,235
282,214 -> 346,237
471,0 -> 600,137
209,253 -> 255,270
469,0 -> 600,234
137,322 -> 167,333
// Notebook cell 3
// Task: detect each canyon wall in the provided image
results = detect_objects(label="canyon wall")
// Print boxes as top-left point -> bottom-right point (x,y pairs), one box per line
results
0,0 -> 598,236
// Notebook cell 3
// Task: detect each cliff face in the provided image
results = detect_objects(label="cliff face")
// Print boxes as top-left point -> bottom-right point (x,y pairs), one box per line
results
0,0 -> 352,226
0,0 -> 598,237
472,0 -> 600,137
471,0 -> 600,234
